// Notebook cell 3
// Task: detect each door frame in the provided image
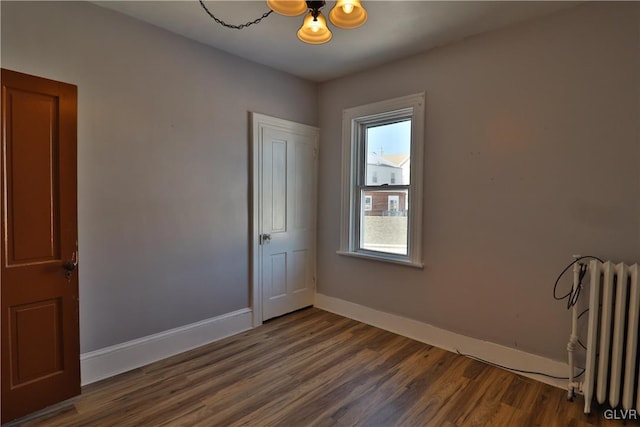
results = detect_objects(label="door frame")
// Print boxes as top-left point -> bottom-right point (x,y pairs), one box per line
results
250,112 -> 319,327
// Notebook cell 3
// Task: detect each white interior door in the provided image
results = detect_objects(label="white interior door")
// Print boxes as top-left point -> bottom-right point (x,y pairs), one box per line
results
252,113 -> 318,323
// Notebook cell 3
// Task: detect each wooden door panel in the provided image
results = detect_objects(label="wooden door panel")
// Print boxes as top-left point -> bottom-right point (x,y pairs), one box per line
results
10,298 -> 64,385
5,88 -> 61,264
1,69 -> 79,423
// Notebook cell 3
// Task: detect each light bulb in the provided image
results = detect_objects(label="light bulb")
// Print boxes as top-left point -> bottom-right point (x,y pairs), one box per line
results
266,0 -> 307,16
297,11 -> 332,44
329,0 -> 367,29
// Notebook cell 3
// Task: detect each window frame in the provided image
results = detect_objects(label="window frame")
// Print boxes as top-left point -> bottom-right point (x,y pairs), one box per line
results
338,93 -> 425,268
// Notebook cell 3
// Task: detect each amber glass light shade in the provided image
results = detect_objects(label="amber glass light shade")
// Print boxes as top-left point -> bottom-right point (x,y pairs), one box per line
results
297,12 -> 332,44
329,0 -> 367,29
267,0 -> 307,16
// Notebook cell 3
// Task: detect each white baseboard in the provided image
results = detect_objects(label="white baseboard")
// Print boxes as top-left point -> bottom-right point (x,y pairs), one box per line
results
80,308 -> 253,386
314,293 -> 570,390
81,297 -> 571,390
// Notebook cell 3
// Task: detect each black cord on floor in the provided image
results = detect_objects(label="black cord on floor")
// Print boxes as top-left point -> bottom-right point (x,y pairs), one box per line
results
455,349 -> 586,381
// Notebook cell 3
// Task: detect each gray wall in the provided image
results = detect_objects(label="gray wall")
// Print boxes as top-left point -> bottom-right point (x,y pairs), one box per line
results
2,0 -> 638,364
1,1 -> 317,352
317,2 -> 640,362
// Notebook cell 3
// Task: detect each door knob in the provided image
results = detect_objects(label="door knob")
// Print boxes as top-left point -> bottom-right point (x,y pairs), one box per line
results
260,233 -> 272,244
63,252 -> 78,278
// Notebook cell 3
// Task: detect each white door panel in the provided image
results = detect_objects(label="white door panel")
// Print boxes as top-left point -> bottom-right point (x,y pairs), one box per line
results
253,115 -> 318,322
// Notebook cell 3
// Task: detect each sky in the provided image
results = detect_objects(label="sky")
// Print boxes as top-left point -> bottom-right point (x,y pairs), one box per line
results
366,120 -> 411,156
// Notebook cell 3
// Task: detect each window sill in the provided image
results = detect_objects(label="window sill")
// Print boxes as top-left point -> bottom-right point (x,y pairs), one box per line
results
336,250 -> 424,269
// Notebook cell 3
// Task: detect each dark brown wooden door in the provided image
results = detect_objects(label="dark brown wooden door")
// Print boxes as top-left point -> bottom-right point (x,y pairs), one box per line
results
1,69 -> 79,423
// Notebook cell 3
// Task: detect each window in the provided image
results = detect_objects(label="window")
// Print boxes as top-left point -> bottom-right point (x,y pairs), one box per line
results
388,195 -> 399,212
339,93 -> 425,267
364,195 -> 372,211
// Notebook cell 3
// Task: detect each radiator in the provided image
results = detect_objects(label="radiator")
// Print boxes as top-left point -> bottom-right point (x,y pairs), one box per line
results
579,260 -> 640,414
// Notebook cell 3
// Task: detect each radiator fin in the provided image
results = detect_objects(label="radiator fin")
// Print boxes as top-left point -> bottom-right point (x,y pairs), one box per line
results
623,264 -> 640,410
583,260 -> 640,414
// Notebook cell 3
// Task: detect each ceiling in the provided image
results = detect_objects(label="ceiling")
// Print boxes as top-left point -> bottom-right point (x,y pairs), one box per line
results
94,1 -> 579,82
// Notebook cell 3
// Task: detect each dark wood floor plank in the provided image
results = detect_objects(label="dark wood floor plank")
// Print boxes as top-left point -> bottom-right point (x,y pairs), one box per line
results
4,307 -> 626,427
330,346 -> 449,427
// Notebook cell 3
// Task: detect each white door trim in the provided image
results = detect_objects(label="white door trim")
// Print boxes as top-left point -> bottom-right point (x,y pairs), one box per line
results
250,112 -> 319,328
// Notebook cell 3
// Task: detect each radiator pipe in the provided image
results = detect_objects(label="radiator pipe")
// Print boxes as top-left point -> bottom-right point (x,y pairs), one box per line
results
567,255 -> 581,400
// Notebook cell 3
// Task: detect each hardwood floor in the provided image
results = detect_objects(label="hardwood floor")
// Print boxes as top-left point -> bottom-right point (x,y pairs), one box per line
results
4,308 -> 630,426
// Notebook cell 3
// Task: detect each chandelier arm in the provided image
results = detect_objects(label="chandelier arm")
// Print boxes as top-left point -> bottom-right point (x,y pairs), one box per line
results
199,0 -> 273,30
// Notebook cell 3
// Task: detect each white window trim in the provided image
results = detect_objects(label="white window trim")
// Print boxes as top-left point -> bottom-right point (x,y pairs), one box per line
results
338,93 -> 425,268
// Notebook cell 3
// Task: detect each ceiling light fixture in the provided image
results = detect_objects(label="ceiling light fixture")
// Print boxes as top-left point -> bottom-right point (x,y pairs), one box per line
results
199,0 -> 367,45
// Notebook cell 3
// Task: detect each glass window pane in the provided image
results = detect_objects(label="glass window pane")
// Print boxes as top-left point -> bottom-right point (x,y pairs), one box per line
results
361,189 -> 408,255
365,120 -> 411,186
